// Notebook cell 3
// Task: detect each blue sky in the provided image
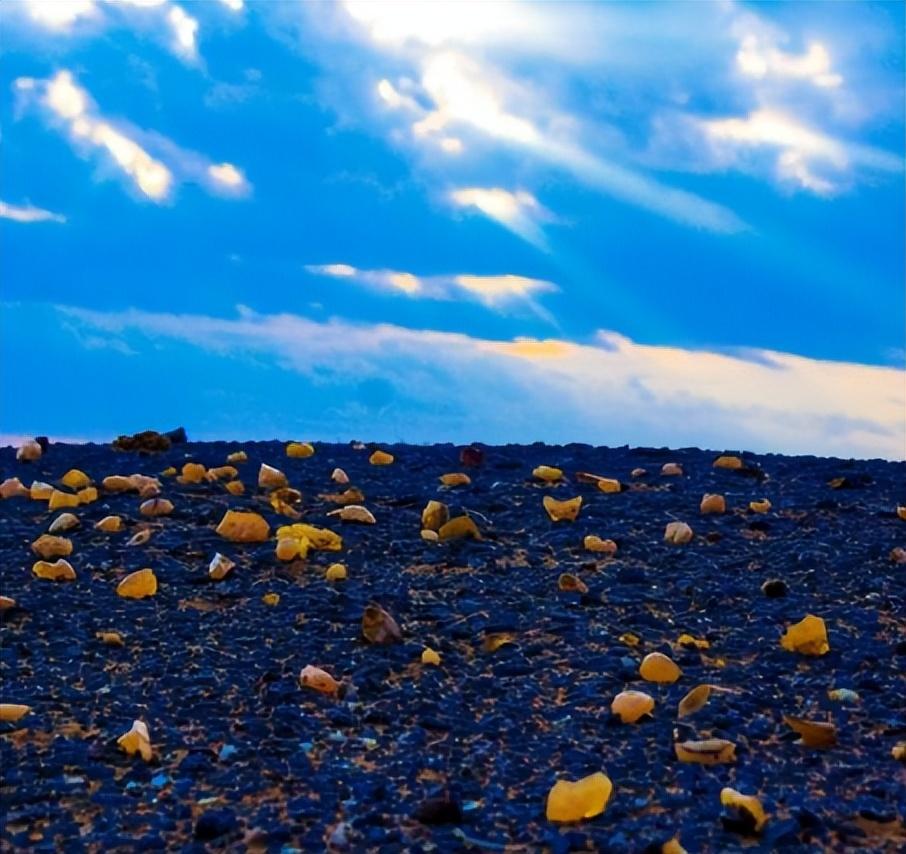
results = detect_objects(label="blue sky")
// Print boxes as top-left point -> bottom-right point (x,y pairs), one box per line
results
1,0 -> 904,458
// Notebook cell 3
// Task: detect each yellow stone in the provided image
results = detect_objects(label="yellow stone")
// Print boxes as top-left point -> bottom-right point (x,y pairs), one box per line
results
325,563 -> 347,581
584,535 -> 617,554
898,505 -> 906,521
116,568 -> 158,599
32,534 -> 73,559
327,505 -> 376,524
286,442 -> 315,458
262,592 -> 280,606
48,489 -> 80,511
639,652 -> 682,683
546,772 -> 613,823
95,515 -> 123,532
276,524 -> 342,551
206,465 -> 238,481
216,510 -> 271,542
533,465 -> 563,482
661,462 -> 683,476
780,614 -> 829,656
258,463 -> 288,490
117,720 -> 153,761
77,486 -> 98,504
139,497 -> 173,517
543,495 -> 582,522
674,738 -> 736,765
102,475 -> 133,492
720,787 -> 768,833
97,631 -> 125,646
30,481 -> 54,500
276,536 -> 308,561
0,704 -> 31,722
596,478 -> 621,494
611,690 -> 654,723
421,500 -> 449,532
700,493 -> 726,514
16,440 -> 42,461
558,573 -> 588,594
369,450 -> 394,465
0,477 -> 28,498
61,469 -> 90,490
440,472 -> 471,486
678,684 -> 712,718
0,596 -> 17,610
32,559 -> 76,581
226,450 -> 247,463
783,715 -> 837,748
178,462 -> 206,484
713,455 -> 743,470
438,515 -> 481,541
225,480 -> 245,495
749,498 -> 772,513
299,664 -> 339,695
421,647 -> 441,666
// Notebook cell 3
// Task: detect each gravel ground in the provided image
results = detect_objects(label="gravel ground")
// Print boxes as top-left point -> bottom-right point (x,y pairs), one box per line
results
1,438 -> 905,853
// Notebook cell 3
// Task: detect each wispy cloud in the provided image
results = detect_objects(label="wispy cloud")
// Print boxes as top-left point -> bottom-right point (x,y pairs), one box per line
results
306,263 -> 557,316
14,70 -> 249,202
449,187 -> 553,248
0,201 -> 66,224
57,303 -> 906,459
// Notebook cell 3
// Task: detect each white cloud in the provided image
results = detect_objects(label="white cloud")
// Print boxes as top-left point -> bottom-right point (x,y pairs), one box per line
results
700,108 -> 901,195
19,0 -> 200,61
0,201 -> 66,224
58,303 -> 906,459
15,70 -> 250,202
306,264 -> 557,314
449,187 -> 553,248
219,0 -> 243,11
736,34 -> 843,89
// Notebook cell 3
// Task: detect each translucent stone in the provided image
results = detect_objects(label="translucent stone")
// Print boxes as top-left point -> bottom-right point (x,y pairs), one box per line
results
421,648 -> 441,666
0,704 -> 31,722
0,477 -> 28,498
258,463 -> 288,490
611,690 -> 654,723
327,505 -> 376,524
664,521 -> 693,544
532,465 -> 563,482
116,568 -> 158,599
325,563 -> 347,581
700,493 -> 726,514
31,534 -> 73,559
369,450 -> 394,465
61,469 -> 90,490
208,553 -> 236,580
421,500 -> 449,532
439,472 -> 471,486
226,450 -> 247,463
545,772 -> 613,822
749,498 -> 772,513
438,515 -> 481,541
720,787 -> 768,833
139,498 -> 173,517
299,665 -> 339,695
639,652 -> 682,683
117,719 -> 153,761
48,513 -> 80,534
32,559 -> 76,581
543,495 -> 582,522
286,442 -> 315,458
48,490 -> 80,511
584,535 -> 617,554
780,614 -> 829,656
216,510 -> 271,542
674,738 -> 736,764
331,467 -> 349,483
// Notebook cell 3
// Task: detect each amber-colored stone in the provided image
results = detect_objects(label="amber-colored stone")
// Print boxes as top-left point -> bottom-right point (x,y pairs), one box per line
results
327,505 -> 376,524
421,500 -> 449,532
720,787 -> 768,833
61,469 -> 90,490
713,455 -> 743,470
209,553 -> 236,581
611,690 -> 654,723
700,493 -> 726,514
438,514 -> 481,541
421,648 -> 441,666
95,515 -> 123,532
546,772 -> 613,822
369,450 -> 394,465
117,720 -> 153,761
226,450 -> 247,463
661,462 -> 683,476
32,559 -> 76,581
77,486 -> 99,504
440,472 -> 471,486
749,498 -> 772,513
584,535 -> 617,554
558,573 -> 588,594
178,462 -> 206,484
639,652 -> 682,683
32,534 -> 73,559
17,440 -> 42,461
225,480 -> 245,495
216,510 -> 270,542
543,495 -> 582,522
325,562 -> 347,581
139,498 -> 173,517
299,664 -> 339,695
0,704 -> 31,722
678,684 -> 712,718
286,442 -> 315,458
780,614 -> 829,656
674,738 -> 736,764
664,521 -> 693,544
48,512 -> 80,534
783,715 -> 837,748
0,477 -> 28,498
117,568 -> 158,599
533,465 -> 563,482
362,604 -> 401,644
48,489 -> 80,511
258,463 -> 288,490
